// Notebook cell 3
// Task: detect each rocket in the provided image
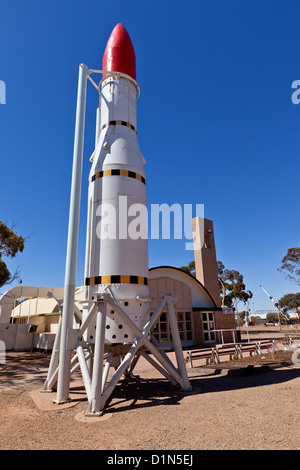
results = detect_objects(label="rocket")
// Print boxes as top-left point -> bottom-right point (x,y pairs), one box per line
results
83,24 -> 149,344
43,24 -> 191,414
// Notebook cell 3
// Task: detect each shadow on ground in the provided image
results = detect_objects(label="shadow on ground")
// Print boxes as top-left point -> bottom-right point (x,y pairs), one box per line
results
0,352 -> 50,390
1,351 -> 299,416
101,364 -> 299,414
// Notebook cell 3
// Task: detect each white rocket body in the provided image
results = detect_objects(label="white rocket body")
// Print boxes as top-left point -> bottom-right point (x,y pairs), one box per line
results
83,74 -> 149,344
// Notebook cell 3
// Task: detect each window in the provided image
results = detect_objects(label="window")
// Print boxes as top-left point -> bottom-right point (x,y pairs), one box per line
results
151,311 -> 193,346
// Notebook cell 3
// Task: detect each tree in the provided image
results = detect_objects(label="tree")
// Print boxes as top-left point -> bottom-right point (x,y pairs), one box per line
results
180,261 -> 195,277
266,311 -> 288,324
181,260 -> 253,312
217,261 -> 225,277
217,261 -> 253,312
278,293 -> 300,318
238,311 -> 247,327
266,312 -> 278,323
278,247 -> 300,287
0,221 -> 25,288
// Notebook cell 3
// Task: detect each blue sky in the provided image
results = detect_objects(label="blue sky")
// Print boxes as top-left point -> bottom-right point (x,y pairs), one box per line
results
0,0 -> 299,313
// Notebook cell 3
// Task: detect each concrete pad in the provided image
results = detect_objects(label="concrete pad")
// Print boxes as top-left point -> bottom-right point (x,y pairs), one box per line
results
30,381 -> 86,411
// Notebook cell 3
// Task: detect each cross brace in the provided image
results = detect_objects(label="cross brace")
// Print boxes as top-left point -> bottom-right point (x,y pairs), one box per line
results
42,292 -> 192,415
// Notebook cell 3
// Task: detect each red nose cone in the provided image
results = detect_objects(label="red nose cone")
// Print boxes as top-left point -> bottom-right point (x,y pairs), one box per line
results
102,24 -> 136,80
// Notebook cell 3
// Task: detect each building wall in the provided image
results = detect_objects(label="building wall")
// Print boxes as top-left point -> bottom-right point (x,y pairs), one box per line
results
192,310 -> 236,346
192,311 -> 204,346
214,310 -> 237,331
192,217 -> 221,308
149,268 -> 236,347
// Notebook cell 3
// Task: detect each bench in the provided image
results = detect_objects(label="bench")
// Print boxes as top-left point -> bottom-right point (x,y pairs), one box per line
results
238,342 -> 259,358
185,348 -> 215,368
256,340 -> 275,354
285,333 -> 300,339
186,339 -> 277,368
214,344 -> 240,363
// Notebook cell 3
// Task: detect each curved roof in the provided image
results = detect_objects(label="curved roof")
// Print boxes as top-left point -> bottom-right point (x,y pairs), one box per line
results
0,286 -> 65,323
11,298 -> 58,317
1,286 -> 85,320
149,266 -> 218,309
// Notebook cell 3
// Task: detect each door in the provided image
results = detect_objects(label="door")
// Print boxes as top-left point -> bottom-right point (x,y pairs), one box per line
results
202,312 -> 215,343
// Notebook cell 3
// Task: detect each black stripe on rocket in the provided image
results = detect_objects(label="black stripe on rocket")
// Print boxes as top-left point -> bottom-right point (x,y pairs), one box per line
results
85,275 -> 148,286
89,169 -> 146,185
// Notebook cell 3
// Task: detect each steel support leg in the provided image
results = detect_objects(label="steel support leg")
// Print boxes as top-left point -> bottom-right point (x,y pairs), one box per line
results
42,316 -> 62,391
100,337 -> 144,410
87,306 -> 107,414
167,298 -> 192,391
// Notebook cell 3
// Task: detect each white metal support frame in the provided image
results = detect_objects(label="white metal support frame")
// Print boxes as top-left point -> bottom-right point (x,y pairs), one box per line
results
43,64 -> 192,415
43,290 -> 192,415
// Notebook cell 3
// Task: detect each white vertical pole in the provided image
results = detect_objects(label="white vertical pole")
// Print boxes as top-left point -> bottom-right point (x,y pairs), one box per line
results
56,63 -> 88,403
95,107 -> 100,148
